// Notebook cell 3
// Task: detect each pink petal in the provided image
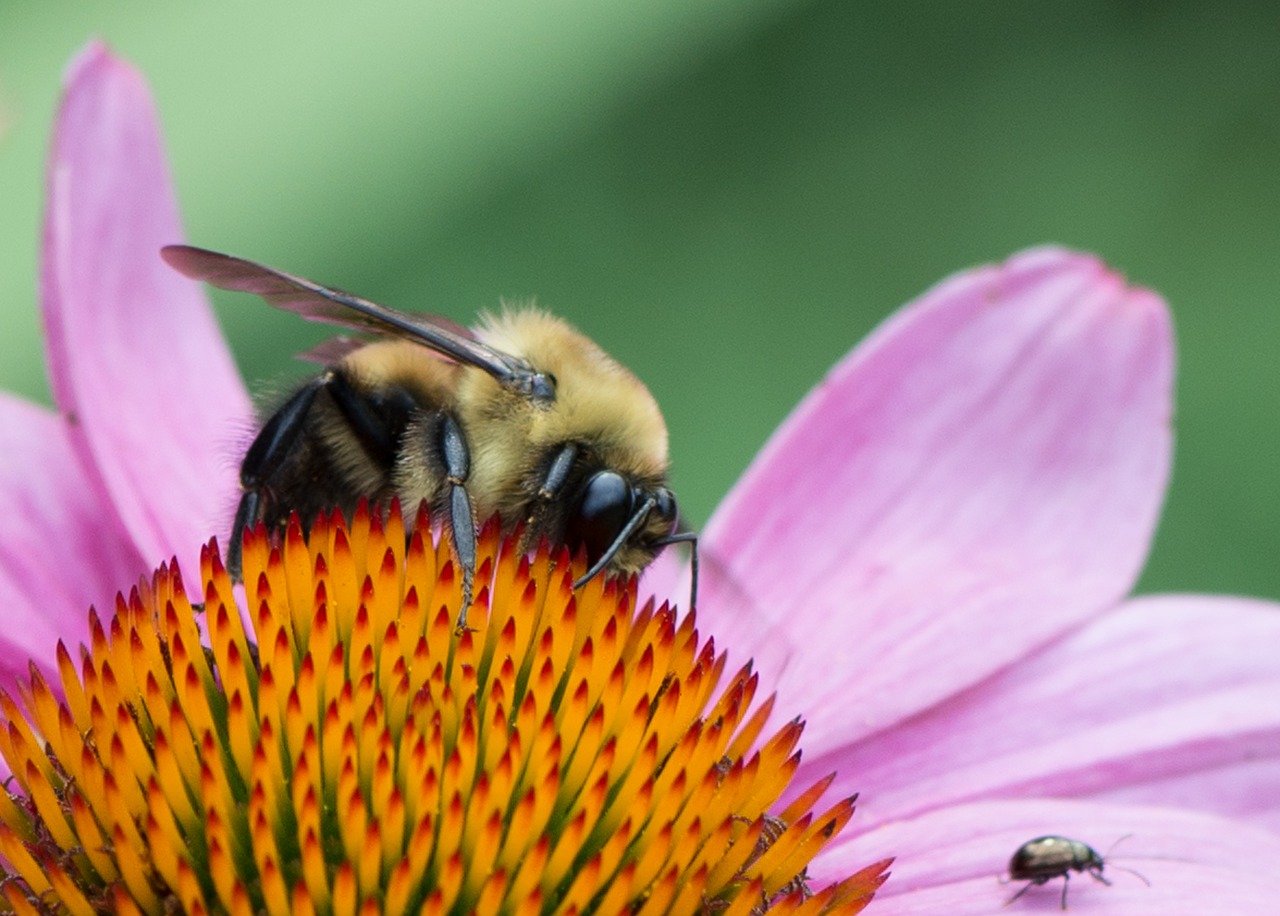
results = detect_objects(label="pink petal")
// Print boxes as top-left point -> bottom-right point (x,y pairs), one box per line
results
1091,758 -> 1280,837
799,595 -> 1280,831
41,42 -> 251,575
697,248 -> 1172,754
817,799 -> 1280,913
0,393 -> 145,684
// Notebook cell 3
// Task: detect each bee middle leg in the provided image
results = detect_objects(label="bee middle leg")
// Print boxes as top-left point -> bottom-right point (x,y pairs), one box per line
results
438,413 -> 478,630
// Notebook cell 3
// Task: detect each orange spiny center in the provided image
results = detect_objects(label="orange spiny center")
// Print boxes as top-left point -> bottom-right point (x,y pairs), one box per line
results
0,503 -> 889,915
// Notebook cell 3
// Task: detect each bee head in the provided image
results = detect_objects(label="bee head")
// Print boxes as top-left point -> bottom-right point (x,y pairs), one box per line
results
567,471 -> 679,581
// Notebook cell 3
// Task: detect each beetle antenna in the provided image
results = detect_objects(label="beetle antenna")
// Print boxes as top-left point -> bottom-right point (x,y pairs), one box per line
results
1100,834 -> 1150,886
1101,834 -> 1133,859
1107,864 -> 1151,888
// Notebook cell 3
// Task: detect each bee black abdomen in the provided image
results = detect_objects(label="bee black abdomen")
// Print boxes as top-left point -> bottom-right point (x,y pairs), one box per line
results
227,368 -> 416,579
240,376 -> 328,489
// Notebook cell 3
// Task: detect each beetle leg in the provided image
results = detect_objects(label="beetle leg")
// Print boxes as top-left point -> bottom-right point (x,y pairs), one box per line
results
1003,882 -> 1033,907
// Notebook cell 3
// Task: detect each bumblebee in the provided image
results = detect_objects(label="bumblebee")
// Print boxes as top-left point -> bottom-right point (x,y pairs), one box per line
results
163,245 -> 694,625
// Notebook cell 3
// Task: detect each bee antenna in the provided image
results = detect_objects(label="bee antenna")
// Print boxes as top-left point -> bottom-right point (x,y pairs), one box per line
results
574,497 -> 657,591
652,530 -> 699,611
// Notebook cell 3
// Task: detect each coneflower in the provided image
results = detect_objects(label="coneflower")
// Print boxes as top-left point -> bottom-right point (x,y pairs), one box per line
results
0,505 -> 887,913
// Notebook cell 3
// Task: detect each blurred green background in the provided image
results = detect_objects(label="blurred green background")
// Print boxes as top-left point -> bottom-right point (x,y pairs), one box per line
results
1,1 -> 1277,599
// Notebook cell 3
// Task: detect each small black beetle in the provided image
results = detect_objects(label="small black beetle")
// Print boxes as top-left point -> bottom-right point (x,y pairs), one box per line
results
1002,835 -> 1149,909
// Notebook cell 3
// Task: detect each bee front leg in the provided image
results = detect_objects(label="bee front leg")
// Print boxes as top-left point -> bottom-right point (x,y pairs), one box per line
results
230,374 -> 329,578
228,490 -> 263,577
523,443 -> 578,546
439,413 -> 478,631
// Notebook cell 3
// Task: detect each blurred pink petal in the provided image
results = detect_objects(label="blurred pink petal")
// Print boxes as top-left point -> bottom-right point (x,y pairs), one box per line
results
0,393 -> 146,682
819,799 -> 1280,913
41,41 -> 250,576
1092,758 -> 1280,836
0,41 -> 249,697
698,248 -> 1172,757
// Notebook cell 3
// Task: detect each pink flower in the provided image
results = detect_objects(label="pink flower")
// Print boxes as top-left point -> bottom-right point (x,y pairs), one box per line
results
4,41 -> 1279,912
648,252 -> 1280,909
0,42 -> 250,685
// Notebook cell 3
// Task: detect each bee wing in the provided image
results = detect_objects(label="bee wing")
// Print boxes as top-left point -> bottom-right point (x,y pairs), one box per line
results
162,245 -> 548,394
296,336 -> 364,366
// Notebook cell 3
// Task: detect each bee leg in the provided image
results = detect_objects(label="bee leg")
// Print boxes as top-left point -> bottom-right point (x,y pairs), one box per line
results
524,443 -> 578,544
654,529 -> 699,611
439,413 -> 477,631
229,375 -> 329,578
539,443 -> 579,499
227,490 -> 262,579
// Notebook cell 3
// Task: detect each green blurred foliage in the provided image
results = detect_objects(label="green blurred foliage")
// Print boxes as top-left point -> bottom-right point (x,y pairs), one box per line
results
1,1 -> 1277,599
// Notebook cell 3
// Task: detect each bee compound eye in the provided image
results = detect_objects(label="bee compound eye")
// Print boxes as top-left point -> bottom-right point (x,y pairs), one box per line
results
566,471 -> 633,563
